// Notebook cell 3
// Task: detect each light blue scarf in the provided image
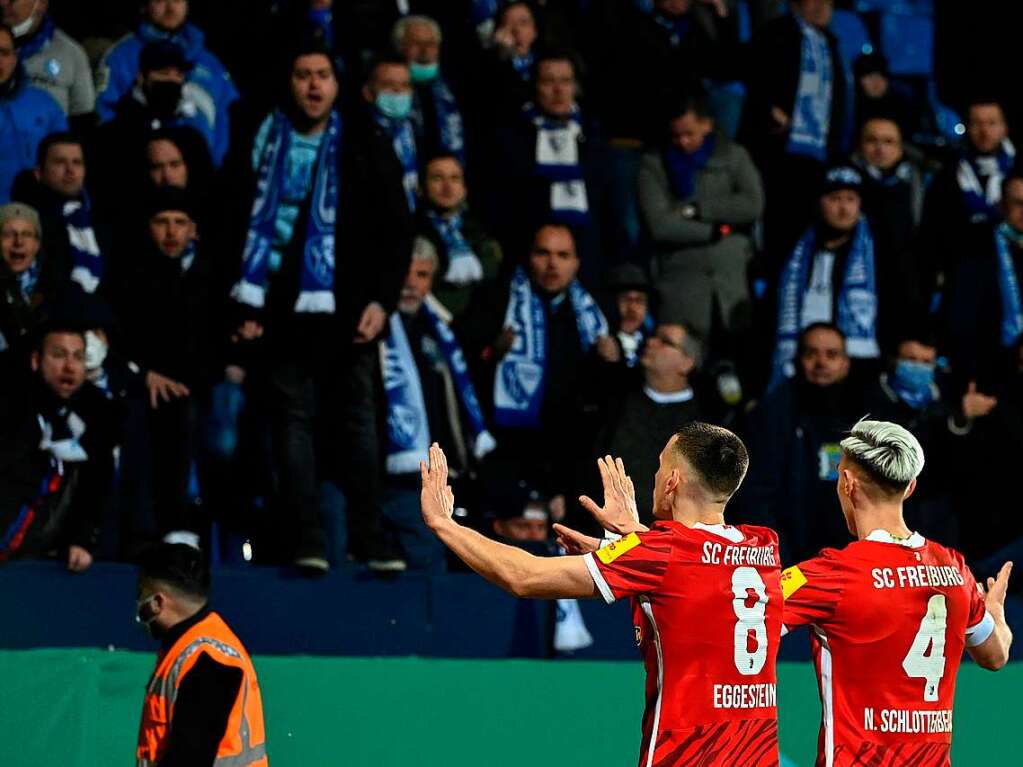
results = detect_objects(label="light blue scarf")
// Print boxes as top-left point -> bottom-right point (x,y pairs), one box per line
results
64,193 -> 102,294
994,223 -> 1023,347
786,16 -> 832,162
232,110 -> 340,313
17,258 -> 41,299
381,297 -> 496,473
771,219 -> 878,387
525,103 -> 590,226
377,113 -> 418,212
494,267 -> 608,428
412,77 -> 465,163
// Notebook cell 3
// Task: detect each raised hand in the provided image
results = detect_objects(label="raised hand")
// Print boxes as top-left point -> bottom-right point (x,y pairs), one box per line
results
420,443 -> 456,531
981,562 -> 1013,623
578,455 -> 648,536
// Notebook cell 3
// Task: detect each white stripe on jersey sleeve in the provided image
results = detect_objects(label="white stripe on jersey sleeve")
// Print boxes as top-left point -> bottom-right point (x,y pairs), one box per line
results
584,552 -> 616,604
965,611 -> 996,647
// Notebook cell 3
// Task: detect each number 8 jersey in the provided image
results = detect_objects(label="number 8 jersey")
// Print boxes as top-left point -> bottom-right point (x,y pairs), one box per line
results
584,521 -> 782,767
781,531 -> 995,767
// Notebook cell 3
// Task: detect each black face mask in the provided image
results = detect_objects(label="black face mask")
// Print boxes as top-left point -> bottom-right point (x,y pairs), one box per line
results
145,80 -> 183,118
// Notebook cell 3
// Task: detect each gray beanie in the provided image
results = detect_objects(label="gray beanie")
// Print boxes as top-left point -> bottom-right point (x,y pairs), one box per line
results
0,202 -> 42,238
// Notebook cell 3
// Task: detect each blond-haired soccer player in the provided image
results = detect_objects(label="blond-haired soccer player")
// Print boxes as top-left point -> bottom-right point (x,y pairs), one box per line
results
421,423 -> 784,767
781,419 -> 1013,767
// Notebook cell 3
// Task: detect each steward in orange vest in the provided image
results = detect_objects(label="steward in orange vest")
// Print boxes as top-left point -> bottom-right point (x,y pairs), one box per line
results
135,543 -> 267,767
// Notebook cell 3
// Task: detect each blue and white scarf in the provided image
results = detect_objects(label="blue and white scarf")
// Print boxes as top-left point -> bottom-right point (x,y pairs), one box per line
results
16,14 -> 55,60
232,110 -> 340,313
17,258 -> 41,299
786,16 -> 832,162
994,223 -> 1023,347
412,77 -> 465,162
957,140 -> 1015,222
494,267 -> 608,428
377,113 -> 418,212
664,134 -> 716,200
526,103 -> 590,226
381,296 -> 496,473
771,218 -> 878,386
37,409 -> 88,466
63,194 -> 102,294
427,210 -> 484,286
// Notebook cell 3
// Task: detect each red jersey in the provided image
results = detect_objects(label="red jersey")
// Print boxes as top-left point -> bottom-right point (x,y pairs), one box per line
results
781,531 -> 995,767
584,521 -> 783,767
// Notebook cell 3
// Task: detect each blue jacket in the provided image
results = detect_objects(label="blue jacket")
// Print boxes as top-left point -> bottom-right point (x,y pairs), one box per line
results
95,22 -> 238,165
0,74 -> 67,203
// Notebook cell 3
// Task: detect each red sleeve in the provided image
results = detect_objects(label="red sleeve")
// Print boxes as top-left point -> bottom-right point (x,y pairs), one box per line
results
584,530 -> 673,604
780,549 -> 846,630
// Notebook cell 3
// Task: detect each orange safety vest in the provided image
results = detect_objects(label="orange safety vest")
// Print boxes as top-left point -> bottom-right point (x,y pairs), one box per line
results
137,611 -> 268,767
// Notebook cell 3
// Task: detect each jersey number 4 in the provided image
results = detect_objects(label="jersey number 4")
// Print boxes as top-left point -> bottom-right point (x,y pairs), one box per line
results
731,567 -> 769,676
901,594 -> 948,702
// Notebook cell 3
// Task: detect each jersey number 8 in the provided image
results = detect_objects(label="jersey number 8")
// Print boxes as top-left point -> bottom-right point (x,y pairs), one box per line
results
731,567 -> 769,676
901,594 -> 948,702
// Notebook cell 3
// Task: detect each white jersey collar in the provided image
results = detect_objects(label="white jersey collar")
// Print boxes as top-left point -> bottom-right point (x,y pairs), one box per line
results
693,522 -> 744,543
864,529 -> 926,548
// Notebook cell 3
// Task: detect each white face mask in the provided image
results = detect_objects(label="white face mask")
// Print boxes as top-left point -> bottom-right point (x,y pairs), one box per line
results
84,330 -> 108,372
11,1 -> 40,38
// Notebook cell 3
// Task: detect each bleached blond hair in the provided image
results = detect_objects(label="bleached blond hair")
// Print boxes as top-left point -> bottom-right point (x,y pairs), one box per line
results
840,418 -> 925,487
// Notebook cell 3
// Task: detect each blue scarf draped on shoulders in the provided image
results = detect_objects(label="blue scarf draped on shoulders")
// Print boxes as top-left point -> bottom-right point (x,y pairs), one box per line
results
381,296 -> 496,473
770,218 -> 878,388
786,16 -> 833,162
376,113 -> 419,213
64,193 -> 103,294
412,77 -> 465,163
525,103 -> 590,226
994,223 -> 1023,347
957,140 -> 1015,223
231,109 -> 340,313
494,267 -> 608,428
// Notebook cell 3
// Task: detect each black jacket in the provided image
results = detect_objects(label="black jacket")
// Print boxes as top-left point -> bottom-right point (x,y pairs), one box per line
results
742,14 -> 847,164
940,233 -> 1018,392
485,108 -> 608,276
115,242 -> 217,390
733,377 -> 861,563
223,108 -> 413,364
10,173 -> 115,296
590,4 -> 732,144
0,375 -> 117,557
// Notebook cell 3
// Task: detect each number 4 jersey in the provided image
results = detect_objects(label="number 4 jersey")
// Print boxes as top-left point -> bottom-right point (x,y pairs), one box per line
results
781,531 -> 995,767
584,521 -> 782,767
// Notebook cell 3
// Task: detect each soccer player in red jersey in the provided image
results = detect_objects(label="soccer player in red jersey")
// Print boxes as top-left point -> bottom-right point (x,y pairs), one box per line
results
781,419 -> 1014,767
421,423 -> 784,767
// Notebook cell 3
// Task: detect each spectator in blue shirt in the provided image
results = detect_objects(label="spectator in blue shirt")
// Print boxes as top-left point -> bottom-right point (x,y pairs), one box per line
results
0,23 -> 66,203
94,0 -> 237,166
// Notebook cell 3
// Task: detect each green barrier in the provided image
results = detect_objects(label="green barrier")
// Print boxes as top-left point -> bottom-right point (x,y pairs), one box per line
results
1,650 -> 1018,766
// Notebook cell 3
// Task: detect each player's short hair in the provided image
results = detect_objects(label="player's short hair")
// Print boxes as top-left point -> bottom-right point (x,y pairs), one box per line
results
136,543 -> 210,602
671,422 -> 749,500
840,418 -> 924,495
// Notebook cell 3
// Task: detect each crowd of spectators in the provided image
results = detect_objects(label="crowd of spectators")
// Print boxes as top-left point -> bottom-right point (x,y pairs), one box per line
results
0,0 -> 1020,588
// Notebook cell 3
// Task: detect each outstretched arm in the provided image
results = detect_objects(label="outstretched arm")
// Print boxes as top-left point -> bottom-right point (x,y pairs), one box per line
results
421,444 -> 598,600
